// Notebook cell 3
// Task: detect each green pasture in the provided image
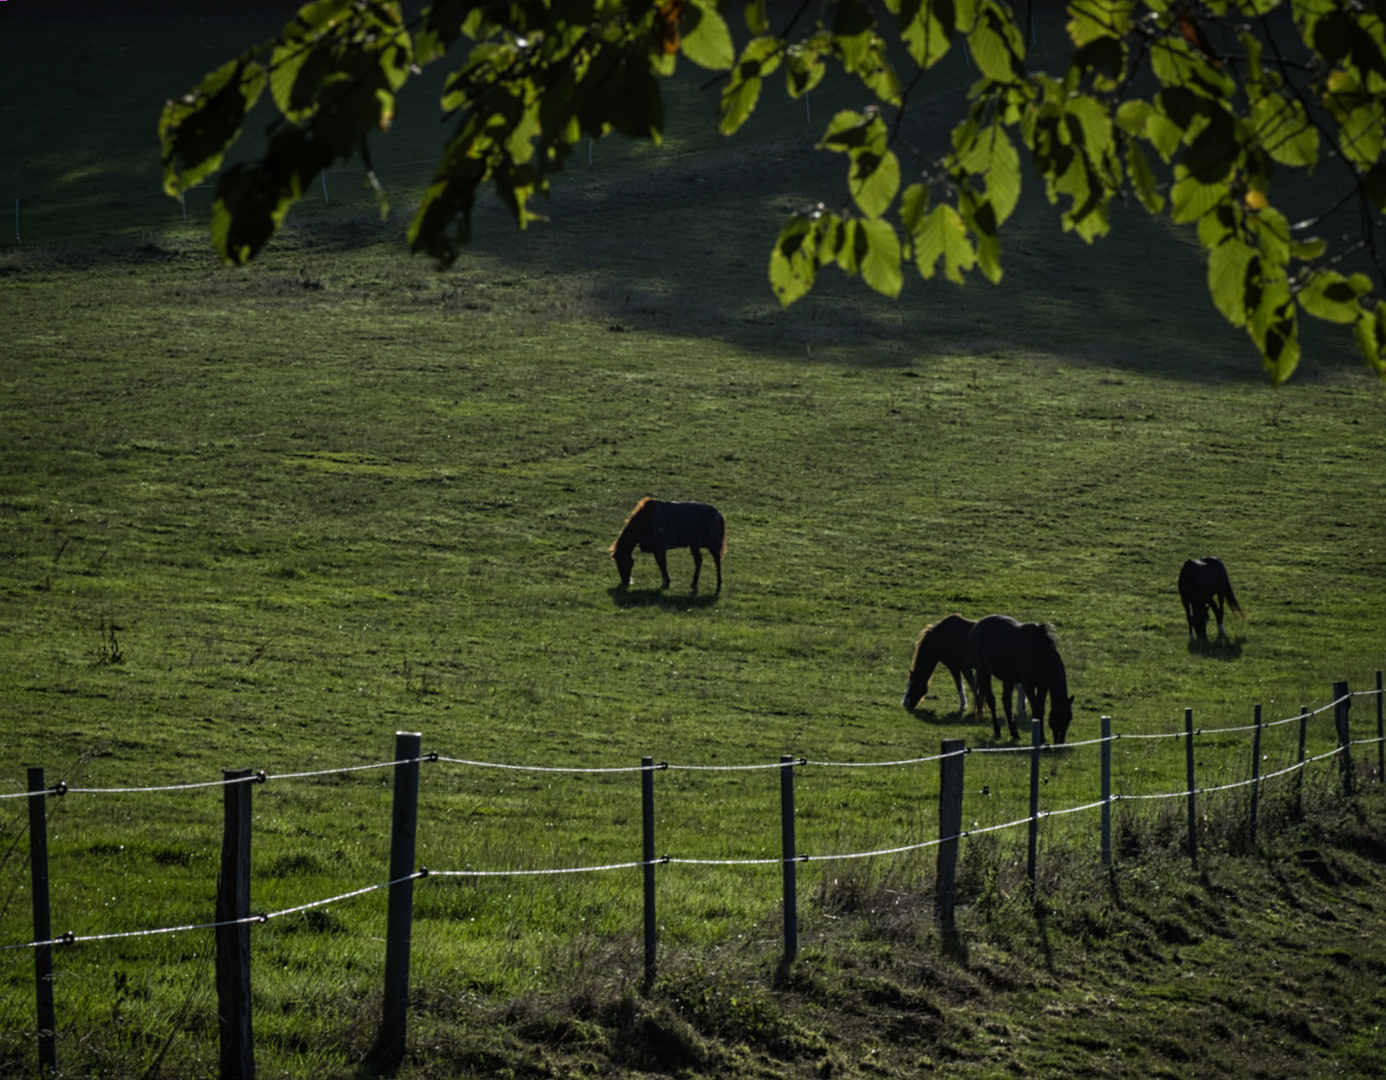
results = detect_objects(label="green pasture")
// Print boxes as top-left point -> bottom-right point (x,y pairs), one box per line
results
3,10 -> 1386,1079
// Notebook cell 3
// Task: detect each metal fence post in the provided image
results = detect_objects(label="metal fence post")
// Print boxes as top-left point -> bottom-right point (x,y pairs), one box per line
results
1100,717 -> 1112,868
1184,709 -> 1198,868
1377,670 -> 1383,782
1249,704 -> 1262,846
780,755 -> 798,963
216,769 -> 255,1080
641,756 -> 657,992
377,732 -> 422,1069
27,768 -> 56,1076
1027,718 -> 1042,884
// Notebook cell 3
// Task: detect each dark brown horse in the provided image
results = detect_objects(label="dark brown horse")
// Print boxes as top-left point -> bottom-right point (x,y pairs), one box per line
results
610,498 -> 726,592
967,614 -> 1074,744
901,614 -> 976,715
1178,556 -> 1243,640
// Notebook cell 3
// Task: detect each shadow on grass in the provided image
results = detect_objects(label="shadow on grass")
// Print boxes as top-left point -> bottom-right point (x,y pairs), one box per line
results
608,586 -> 721,611
1188,635 -> 1246,660
903,703 -> 970,726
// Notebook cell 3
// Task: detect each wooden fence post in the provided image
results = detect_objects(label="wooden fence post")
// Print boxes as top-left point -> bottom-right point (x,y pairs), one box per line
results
27,768 -> 56,1076
779,756 -> 798,963
641,756 -> 657,992
1334,681 -> 1353,795
935,739 -> 966,933
1100,717 -> 1112,868
216,769 -> 255,1080
1249,704 -> 1262,846
1027,718 -> 1042,884
376,732 -> 422,1069
1184,709 -> 1198,868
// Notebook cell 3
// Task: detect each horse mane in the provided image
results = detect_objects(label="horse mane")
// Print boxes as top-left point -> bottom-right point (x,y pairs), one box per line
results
609,497 -> 659,557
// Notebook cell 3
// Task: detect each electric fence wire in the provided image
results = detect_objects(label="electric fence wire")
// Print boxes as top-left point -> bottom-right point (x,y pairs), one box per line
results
0,872 -> 427,952
0,756 -> 438,799
1,725 -> 1376,955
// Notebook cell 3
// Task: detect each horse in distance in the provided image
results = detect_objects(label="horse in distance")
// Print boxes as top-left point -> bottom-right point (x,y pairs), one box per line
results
902,614 -> 977,715
610,498 -> 726,592
1178,556 -> 1243,640
967,614 -> 1074,744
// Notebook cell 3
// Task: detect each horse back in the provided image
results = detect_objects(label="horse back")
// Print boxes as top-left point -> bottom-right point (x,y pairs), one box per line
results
968,614 -> 1022,676
639,500 -> 724,555
915,614 -> 975,669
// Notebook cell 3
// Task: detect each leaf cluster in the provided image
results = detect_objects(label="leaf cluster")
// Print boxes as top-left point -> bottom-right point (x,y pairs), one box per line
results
159,0 -> 1386,382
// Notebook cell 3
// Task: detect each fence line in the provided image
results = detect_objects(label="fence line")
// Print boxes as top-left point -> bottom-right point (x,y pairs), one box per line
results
6,730 -> 1380,955
6,676 -> 1382,1080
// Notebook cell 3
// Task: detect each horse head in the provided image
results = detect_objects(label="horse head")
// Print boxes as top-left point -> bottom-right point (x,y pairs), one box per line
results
1049,695 -> 1075,744
901,659 -> 935,710
612,547 -> 635,587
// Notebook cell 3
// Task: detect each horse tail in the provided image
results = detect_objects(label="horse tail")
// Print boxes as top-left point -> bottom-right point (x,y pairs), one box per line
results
1222,569 -> 1244,616
716,510 -> 728,559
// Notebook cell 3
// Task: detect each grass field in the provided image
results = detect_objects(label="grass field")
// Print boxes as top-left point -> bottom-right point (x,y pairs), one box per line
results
3,9 -> 1386,1080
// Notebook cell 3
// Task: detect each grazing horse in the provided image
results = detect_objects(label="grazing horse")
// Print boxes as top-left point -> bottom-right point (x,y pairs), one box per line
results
967,614 -> 1074,744
901,614 -> 977,715
610,498 -> 726,592
1178,556 -> 1243,640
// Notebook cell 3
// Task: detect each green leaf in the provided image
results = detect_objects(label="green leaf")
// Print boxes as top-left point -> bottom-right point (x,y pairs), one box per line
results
160,59 -> 267,196
850,149 -> 901,219
967,1 -> 1025,82
956,122 -> 1021,225
1298,269 -> 1371,324
911,203 -> 975,283
897,0 -> 955,69
1250,206 -> 1292,268
859,217 -> 903,297
1252,93 -> 1319,168
1182,106 -> 1238,183
1245,258 -> 1300,383
770,212 -> 822,305
786,32 -> 832,97
744,0 -> 770,36
899,181 -> 930,235
1207,237 -> 1256,327
1126,143 -> 1165,213
682,0 -> 735,72
820,109 -> 875,152
1291,235 -> 1328,261
1067,0 -> 1133,47
721,36 -> 780,135
1353,303 -> 1386,376
1170,169 -> 1227,224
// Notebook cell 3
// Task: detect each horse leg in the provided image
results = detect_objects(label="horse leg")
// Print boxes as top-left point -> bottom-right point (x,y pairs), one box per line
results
1212,593 -> 1225,638
690,547 -> 703,592
975,669 -> 998,735
948,666 -> 968,715
1183,600 -> 1197,640
653,550 -> 671,589
1002,680 -> 1019,740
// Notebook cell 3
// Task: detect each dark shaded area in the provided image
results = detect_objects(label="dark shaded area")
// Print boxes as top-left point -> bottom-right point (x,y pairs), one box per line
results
5,0 -> 306,15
